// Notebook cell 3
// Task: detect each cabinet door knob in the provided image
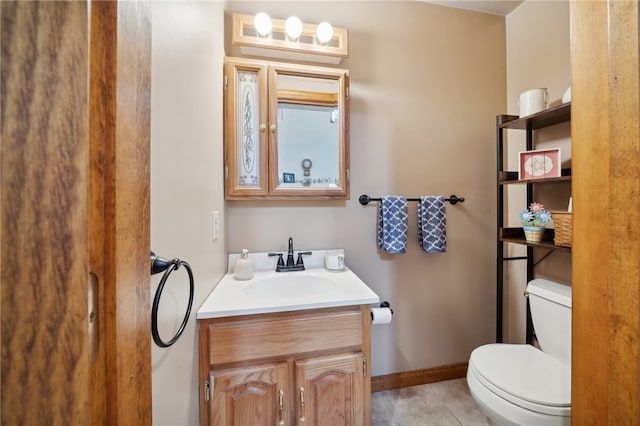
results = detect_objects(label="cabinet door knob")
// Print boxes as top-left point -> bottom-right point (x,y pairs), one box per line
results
270,124 -> 277,132
259,123 -> 267,132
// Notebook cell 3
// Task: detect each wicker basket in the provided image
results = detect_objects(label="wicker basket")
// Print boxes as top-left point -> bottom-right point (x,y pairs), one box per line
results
552,211 -> 572,247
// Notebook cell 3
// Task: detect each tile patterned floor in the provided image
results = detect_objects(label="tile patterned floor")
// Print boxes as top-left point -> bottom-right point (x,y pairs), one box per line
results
371,378 -> 490,426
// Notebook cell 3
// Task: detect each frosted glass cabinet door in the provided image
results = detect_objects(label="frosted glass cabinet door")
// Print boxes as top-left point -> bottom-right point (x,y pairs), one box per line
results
224,58 -> 269,197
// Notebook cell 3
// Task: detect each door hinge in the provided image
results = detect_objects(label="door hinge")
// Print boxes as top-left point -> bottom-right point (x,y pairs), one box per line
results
346,168 -> 350,182
363,357 -> 367,377
224,75 -> 228,89
345,85 -> 349,100
225,165 -> 229,179
204,379 -> 211,401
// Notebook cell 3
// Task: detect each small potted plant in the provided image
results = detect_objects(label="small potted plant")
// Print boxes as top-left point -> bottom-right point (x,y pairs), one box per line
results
519,202 -> 552,243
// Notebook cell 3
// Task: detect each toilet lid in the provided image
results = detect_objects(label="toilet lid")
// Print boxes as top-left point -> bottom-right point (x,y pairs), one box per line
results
469,344 -> 570,416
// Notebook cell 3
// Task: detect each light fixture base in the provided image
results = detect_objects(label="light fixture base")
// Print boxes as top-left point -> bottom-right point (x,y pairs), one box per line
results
232,13 -> 348,64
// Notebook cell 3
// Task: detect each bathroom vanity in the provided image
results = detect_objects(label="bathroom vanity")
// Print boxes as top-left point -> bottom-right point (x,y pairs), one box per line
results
197,251 -> 378,425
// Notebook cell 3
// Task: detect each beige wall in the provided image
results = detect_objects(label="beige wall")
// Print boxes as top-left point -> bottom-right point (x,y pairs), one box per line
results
150,2 -> 226,425
504,0 -> 571,343
225,1 -> 504,376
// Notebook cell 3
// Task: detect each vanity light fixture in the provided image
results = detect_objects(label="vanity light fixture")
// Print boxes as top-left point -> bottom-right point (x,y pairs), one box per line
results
253,12 -> 272,37
285,16 -> 303,41
232,13 -> 348,64
316,22 -> 333,44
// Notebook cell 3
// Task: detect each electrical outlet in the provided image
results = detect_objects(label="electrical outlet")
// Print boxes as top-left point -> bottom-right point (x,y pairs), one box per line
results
212,211 -> 219,241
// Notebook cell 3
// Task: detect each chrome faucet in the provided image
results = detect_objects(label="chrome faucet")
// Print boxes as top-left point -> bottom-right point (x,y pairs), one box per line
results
268,237 -> 311,272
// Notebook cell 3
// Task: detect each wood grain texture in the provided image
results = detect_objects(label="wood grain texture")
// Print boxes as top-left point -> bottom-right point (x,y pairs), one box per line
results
211,362 -> 290,426
360,305 -> 371,426
2,2 -> 152,424
103,1 -> 152,424
605,2 -> 640,424
224,58 -> 270,198
88,1 -> 116,423
295,353 -> 365,425
199,321 -> 213,425
570,2 -> 610,422
1,2 -> 90,424
200,306 -> 371,426
371,363 -> 468,393
207,308 -> 363,365
571,1 -> 640,423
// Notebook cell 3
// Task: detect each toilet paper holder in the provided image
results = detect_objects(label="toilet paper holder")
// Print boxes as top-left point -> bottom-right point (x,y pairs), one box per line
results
371,301 -> 394,321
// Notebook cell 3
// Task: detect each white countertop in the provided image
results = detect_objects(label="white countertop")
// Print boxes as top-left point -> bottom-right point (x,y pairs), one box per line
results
196,250 -> 380,319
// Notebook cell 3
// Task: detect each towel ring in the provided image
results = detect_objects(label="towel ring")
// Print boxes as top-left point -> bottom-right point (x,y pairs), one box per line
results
150,253 -> 194,348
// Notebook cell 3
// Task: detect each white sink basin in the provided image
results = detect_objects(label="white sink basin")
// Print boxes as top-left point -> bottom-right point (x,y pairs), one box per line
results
197,251 -> 379,319
242,274 -> 337,299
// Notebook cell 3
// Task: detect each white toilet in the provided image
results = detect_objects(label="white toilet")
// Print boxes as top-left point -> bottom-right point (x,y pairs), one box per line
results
467,279 -> 571,425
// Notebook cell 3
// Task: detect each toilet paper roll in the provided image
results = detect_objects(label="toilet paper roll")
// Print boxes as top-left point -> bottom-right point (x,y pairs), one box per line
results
371,307 -> 393,325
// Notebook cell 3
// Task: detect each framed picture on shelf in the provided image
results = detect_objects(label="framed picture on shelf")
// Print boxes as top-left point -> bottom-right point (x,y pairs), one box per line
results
282,172 -> 295,183
518,148 -> 561,180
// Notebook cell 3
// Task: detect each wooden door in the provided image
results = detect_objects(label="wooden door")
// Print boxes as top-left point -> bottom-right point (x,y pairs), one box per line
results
571,1 -> 640,423
210,362 -> 290,426
1,1 -> 151,424
294,353 -> 365,426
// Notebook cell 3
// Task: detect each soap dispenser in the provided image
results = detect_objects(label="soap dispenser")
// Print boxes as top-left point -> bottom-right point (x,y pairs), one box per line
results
234,249 -> 254,280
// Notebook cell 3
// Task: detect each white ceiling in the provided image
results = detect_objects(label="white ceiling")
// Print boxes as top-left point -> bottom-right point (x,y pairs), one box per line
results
418,0 -> 524,16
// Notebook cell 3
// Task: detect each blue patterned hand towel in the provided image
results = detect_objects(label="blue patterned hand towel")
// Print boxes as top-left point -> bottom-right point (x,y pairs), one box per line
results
418,196 -> 447,253
377,196 -> 408,254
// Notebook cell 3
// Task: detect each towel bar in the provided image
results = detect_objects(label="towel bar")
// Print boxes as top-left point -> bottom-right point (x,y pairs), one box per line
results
358,194 -> 465,206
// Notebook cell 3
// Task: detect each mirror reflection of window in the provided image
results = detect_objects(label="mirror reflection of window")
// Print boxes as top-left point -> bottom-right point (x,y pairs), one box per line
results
277,102 -> 339,187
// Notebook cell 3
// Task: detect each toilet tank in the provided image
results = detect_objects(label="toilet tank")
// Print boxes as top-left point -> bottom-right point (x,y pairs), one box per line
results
527,279 -> 572,366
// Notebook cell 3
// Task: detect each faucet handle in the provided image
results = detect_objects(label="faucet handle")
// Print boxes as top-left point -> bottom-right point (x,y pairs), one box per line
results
268,252 -> 285,267
295,251 -> 312,266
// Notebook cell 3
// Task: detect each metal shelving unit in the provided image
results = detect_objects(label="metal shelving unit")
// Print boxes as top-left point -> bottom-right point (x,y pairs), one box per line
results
496,102 -> 572,343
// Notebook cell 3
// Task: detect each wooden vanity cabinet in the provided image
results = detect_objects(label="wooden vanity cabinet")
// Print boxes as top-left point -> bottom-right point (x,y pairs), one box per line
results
198,305 -> 371,426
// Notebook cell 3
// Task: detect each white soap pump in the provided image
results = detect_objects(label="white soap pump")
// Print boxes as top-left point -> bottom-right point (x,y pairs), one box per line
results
234,249 -> 254,280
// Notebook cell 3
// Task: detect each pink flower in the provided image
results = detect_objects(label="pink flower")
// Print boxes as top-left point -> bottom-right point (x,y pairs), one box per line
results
529,202 -> 545,213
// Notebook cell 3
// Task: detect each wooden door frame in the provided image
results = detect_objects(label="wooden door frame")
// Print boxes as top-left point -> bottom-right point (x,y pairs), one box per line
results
91,1 -> 152,424
571,1 -> 640,423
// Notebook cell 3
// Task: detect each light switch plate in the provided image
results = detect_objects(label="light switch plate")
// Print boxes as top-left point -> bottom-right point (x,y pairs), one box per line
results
212,211 -> 219,241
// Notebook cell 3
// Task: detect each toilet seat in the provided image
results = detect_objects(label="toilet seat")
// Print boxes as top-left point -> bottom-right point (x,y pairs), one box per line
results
469,344 -> 570,417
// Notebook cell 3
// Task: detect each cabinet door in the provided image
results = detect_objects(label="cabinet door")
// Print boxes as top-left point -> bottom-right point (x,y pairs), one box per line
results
267,62 -> 350,199
224,57 -> 269,197
224,57 -> 350,200
210,362 -> 290,426
294,353 -> 365,426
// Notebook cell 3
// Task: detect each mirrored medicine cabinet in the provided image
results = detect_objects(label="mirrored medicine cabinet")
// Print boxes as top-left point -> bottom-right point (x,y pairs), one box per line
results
224,57 -> 350,200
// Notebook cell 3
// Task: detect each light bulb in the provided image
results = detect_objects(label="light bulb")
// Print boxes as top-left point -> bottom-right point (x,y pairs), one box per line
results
316,22 -> 333,44
285,16 -> 303,40
254,12 -> 272,36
